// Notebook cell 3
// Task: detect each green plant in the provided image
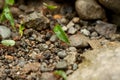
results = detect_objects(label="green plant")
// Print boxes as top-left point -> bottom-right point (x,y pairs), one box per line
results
54,70 -> 67,80
43,2 -> 57,10
19,22 -> 25,36
53,24 -> 70,44
0,0 -> 15,27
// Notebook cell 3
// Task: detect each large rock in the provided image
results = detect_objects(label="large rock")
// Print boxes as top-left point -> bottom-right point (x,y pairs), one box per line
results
75,0 -> 106,20
67,42 -> 120,80
98,0 -> 120,14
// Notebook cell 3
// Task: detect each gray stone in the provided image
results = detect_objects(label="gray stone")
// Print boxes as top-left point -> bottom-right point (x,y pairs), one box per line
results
95,20 -> 117,38
50,35 -> 57,42
69,34 -> 89,48
68,26 -> 77,34
91,31 -> 98,37
55,60 -> 67,69
67,42 -> 120,80
57,50 -> 67,58
0,25 -> 11,39
67,21 -> 75,29
75,0 -> 106,20
80,29 -> 90,36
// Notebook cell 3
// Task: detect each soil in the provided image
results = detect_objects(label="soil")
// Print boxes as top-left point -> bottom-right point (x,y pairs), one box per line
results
0,0 -> 120,80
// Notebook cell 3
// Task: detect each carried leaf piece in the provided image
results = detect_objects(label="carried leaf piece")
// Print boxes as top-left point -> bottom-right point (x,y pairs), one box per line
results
43,2 -> 57,10
1,40 -> 15,46
54,70 -> 67,80
5,0 -> 14,5
53,24 -> 70,44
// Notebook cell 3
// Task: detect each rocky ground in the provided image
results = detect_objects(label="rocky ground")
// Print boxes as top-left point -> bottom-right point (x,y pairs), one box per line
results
0,0 -> 120,80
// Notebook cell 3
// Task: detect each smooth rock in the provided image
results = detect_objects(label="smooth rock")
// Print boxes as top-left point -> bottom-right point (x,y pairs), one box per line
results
69,34 -> 89,48
75,0 -> 105,20
98,0 -> 120,14
0,25 -> 11,39
67,42 -> 120,80
55,60 -> 67,69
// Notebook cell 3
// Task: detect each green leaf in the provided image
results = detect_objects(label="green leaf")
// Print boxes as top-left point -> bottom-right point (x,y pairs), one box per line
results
5,0 -> 14,5
0,12 -> 6,22
53,24 -> 70,44
1,40 -> 15,46
54,70 -> 67,80
19,23 -> 25,36
4,6 -> 15,27
43,3 -> 57,10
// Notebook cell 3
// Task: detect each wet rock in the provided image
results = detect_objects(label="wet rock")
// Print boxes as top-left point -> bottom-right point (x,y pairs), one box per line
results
69,34 -> 89,48
98,0 -> 120,14
75,0 -> 105,20
0,25 -> 11,39
57,50 -> 67,58
23,11 -> 49,30
55,60 -> 67,69
40,72 -> 57,80
80,29 -> 90,36
67,42 -> 120,80
95,20 -> 117,38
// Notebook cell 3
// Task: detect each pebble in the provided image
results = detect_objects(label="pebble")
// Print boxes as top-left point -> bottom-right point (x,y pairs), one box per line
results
40,72 -> 57,80
68,47 -> 77,52
22,62 -> 40,74
72,63 -> 78,70
57,50 -> 67,58
55,60 -> 67,69
39,44 -> 49,51
62,26 -> 68,31
95,20 -> 117,38
91,32 -> 98,37
64,52 -> 77,65
67,21 -> 75,29
80,29 -> 90,36
0,25 -> 11,39
68,26 -> 77,34
69,34 -> 89,48
72,17 -> 80,23
60,17 -> 69,24
50,35 -> 57,42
